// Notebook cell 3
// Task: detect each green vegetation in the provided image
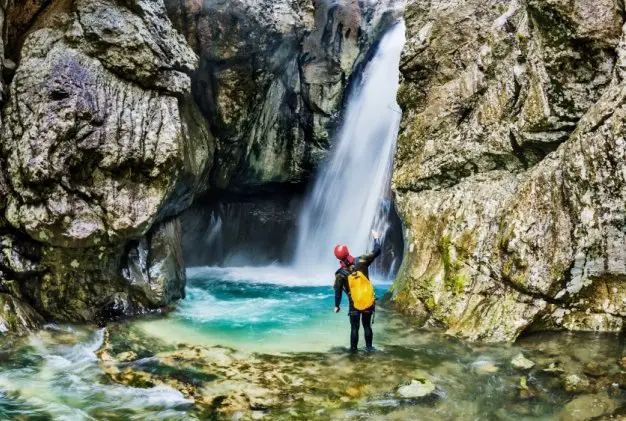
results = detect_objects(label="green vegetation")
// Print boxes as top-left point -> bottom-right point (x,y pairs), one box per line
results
439,235 -> 467,295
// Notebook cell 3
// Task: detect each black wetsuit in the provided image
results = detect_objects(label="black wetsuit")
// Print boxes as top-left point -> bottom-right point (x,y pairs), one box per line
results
334,239 -> 381,351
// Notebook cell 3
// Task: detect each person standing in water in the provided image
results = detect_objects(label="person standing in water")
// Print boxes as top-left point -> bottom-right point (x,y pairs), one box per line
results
333,231 -> 382,352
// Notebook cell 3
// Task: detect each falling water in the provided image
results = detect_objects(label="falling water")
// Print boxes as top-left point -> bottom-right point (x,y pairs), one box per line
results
294,21 -> 406,276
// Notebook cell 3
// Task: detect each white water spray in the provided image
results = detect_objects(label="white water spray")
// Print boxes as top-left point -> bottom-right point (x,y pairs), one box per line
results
294,21 -> 406,276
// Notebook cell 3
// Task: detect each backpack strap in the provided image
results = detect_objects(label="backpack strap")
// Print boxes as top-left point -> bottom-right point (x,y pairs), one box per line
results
337,268 -> 351,278
351,257 -> 360,274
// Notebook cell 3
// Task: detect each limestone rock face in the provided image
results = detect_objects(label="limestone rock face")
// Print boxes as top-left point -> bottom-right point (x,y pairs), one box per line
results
392,0 -> 626,341
123,219 -> 186,309
0,293 -> 44,336
0,0 -> 213,332
165,0 -> 404,190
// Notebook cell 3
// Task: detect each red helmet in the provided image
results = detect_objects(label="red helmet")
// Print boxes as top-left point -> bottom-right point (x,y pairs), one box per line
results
334,245 -> 350,260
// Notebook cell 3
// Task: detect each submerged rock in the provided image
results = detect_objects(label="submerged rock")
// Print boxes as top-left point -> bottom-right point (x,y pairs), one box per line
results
511,353 -> 536,370
563,374 -> 592,394
472,360 -> 499,374
560,392 -> 618,421
397,378 -> 436,398
544,362 -> 566,375
583,362 -> 609,378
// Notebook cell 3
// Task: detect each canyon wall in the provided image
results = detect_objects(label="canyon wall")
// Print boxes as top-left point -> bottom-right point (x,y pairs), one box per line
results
392,0 -> 626,342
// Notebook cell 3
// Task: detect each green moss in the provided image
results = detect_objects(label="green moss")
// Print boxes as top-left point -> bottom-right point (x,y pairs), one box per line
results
498,225 -> 515,251
439,236 -> 466,295
440,235 -> 452,276
502,259 -> 513,277
457,231 -> 476,260
512,272 -> 527,286
425,297 -> 436,310
450,273 -> 468,295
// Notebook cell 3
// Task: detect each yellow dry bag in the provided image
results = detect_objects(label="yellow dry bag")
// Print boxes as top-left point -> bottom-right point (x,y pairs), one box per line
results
348,271 -> 375,311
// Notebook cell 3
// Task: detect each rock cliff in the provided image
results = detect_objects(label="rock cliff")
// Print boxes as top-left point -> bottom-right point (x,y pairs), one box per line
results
392,0 -> 626,341
0,0 -> 212,331
0,0 -> 402,334
165,0 -> 403,190
3,0 -> 621,344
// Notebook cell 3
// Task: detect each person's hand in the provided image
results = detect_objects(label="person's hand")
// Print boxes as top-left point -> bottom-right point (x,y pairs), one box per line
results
371,230 -> 381,240
334,306 -> 341,313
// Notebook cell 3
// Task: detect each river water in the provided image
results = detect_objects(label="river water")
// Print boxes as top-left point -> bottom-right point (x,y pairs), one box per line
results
1,268 -> 625,420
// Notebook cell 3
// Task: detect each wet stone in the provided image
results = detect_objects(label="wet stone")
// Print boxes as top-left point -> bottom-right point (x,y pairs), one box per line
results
544,361 -> 566,375
7,320 -> 626,420
560,392 -> 618,421
116,351 -> 137,362
397,378 -> 436,398
472,360 -> 499,374
511,353 -> 536,370
518,376 -> 540,400
583,362 -> 609,378
563,374 -> 592,394
612,372 -> 626,389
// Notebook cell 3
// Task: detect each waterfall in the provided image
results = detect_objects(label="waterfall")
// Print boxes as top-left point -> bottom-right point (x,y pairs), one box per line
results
294,21 -> 406,277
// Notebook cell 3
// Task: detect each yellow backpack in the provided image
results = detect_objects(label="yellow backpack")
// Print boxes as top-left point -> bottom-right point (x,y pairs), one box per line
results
348,270 -> 376,311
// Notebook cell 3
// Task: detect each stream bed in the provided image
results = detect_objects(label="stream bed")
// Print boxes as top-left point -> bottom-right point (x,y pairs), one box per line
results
1,268 -> 626,420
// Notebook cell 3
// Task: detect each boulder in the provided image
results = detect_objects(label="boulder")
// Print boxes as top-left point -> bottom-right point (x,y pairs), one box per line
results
0,0 -> 213,326
472,360 -> 499,375
560,392 -> 618,421
563,374 -> 592,394
0,294 -> 44,336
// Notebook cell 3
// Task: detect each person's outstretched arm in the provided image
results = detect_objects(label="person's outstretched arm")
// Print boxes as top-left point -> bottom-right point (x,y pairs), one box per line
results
359,231 -> 382,268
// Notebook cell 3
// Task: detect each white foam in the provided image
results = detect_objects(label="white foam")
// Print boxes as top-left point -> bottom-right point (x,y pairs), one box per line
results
186,266 -> 393,287
0,328 -> 193,420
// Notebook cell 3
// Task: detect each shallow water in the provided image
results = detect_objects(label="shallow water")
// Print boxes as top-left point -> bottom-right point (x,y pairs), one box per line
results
136,266 -> 394,353
1,268 -> 626,420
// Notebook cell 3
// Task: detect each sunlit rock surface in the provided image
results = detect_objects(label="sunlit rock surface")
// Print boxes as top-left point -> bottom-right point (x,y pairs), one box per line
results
392,0 -> 626,341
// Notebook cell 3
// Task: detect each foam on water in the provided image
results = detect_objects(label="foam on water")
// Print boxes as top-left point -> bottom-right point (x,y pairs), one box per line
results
0,327 -> 193,420
186,266 -> 394,287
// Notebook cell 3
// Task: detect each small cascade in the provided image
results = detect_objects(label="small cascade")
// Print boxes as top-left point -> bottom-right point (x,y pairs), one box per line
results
293,21 -> 406,277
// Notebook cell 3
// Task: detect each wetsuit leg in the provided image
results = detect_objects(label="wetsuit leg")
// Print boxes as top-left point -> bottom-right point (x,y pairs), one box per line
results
350,312 -> 361,350
362,312 -> 373,348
